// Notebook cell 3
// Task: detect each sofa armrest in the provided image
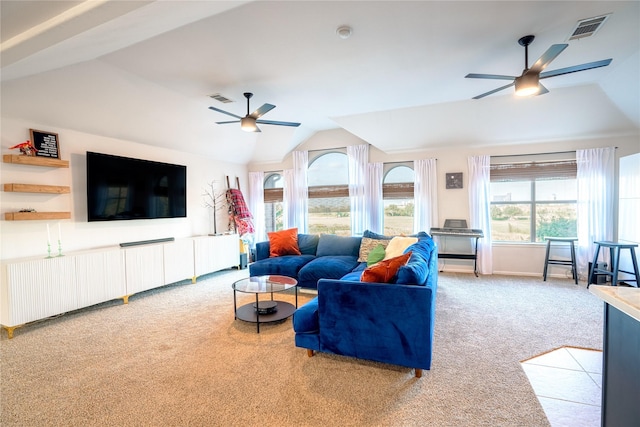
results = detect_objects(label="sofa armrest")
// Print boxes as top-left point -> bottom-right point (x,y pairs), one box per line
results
255,241 -> 271,261
316,279 -> 436,370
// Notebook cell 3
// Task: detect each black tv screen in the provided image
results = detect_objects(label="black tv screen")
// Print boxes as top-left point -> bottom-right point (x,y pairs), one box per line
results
86,151 -> 186,221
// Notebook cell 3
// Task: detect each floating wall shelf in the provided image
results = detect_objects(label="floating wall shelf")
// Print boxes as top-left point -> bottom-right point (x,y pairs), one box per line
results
4,183 -> 70,194
3,153 -> 71,221
3,154 -> 69,168
5,212 -> 71,221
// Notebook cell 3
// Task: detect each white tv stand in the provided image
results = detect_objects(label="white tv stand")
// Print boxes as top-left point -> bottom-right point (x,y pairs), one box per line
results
0,234 -> 239,338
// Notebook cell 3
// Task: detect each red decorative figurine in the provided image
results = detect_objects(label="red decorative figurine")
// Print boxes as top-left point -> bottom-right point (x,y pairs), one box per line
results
9,141 -> 38,156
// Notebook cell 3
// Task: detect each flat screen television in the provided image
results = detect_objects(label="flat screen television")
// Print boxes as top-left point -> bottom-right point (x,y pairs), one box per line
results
86,151 -> 186,221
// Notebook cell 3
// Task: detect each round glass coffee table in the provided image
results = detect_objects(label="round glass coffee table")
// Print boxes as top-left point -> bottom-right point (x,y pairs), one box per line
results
232,275 -> 298,333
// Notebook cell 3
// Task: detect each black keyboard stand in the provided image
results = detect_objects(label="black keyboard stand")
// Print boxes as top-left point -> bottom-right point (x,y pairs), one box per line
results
430,228 -> 483,277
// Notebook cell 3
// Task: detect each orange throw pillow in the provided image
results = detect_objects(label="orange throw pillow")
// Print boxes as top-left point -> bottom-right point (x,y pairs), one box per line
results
360,252 -> 412,283
268,228 -> 302,257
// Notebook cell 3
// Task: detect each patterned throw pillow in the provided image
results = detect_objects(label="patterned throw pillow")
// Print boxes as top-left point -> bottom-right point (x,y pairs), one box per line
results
268,228 -> 302,257
358,237 -> 390,262
360,252 -> 412,283
383,236 -> 418,260
367,244 -> 386,266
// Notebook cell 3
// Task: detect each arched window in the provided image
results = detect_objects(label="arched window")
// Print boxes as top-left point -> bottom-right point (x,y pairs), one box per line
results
307,151 -> 350,235
383,164 -> 414,235
264,173 -> 283,232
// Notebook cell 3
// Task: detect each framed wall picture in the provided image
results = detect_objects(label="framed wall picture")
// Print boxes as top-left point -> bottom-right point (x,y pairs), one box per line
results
446,172 -> 463,189
30,129 -> 60,159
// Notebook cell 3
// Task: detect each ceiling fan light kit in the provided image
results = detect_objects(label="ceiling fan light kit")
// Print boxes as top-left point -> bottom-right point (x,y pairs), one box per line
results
515,72 -> 540,96
466,34 -> 612,99
241,117 -> 259,132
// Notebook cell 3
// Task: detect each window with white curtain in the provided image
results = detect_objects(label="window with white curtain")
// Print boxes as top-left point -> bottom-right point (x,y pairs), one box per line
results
383,164 -> 414,235
490,158 -> 577,242
307,151 -> 350,235
263,173 -> 283,233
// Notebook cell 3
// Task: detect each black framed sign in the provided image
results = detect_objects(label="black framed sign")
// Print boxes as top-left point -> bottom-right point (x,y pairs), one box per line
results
30,129 -> 60,159
446,172 -> 463,189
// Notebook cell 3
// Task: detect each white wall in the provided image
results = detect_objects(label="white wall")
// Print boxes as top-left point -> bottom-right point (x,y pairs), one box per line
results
1,117 -> 247,260
249,128 -> 640,277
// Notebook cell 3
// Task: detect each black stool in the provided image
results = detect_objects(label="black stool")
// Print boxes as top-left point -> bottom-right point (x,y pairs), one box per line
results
588,241 -> 640,288
543,237 -> 578,284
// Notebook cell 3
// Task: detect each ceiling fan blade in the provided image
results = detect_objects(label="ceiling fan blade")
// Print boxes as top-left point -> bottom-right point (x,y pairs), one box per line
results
471,82 -> 515,99
255,119 -> 301,127
208,106 -> 243,120
539,58 -> 612,79
537,83 -> 549,96
215,120 -> 240,125
250,103 -> 276,119
465,73 -> 517,80
529,44 -> 568,73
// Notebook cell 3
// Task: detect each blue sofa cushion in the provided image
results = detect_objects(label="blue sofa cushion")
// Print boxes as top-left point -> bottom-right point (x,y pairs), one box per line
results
298,233 -> 319,255
403,237 -> 435,263
299,256 -> 360,287
316,234 -> 362,257
363,230 -> 393,240
292,297 -> 319,333
394,237 -> 435,286
249,254 -> 315,278
395,252 -> 429,285
363,230 -> 430,240
255,241 -> 271,261
340,262 -> 367,281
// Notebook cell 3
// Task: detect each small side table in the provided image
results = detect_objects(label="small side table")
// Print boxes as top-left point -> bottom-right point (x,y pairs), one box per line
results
588,241 -> 640,288
543,237 -> 578,284
232,275 -> 298,333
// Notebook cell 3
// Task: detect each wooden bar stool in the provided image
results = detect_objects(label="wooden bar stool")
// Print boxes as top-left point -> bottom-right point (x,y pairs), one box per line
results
543,237 -> 578,284
588,241 -> 640,288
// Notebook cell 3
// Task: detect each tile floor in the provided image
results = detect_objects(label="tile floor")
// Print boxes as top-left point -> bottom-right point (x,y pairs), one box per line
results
521,346 -> 603,427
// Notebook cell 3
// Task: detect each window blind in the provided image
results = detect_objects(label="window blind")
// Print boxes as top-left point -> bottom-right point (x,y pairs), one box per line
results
490,160 -> 577,182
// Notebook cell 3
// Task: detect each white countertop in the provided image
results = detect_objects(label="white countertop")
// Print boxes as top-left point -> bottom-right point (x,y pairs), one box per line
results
590,285 -> 640,322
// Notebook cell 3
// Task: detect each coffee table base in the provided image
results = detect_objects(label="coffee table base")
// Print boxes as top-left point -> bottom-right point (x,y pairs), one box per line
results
235,301 -> 296,333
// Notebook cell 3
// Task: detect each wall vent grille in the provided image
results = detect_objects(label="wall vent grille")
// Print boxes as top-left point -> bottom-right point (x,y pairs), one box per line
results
569,15 -> 610,40
209,93 -> 234,103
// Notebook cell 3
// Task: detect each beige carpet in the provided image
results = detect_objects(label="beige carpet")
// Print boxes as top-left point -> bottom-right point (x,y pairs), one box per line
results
0,269 -> 603,426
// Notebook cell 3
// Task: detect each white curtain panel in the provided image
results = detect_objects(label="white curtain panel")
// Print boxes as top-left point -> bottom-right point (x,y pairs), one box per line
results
283,169 -> 293,230
283,151 -> 309,233
467,155 -> 493,274
248,171 -> 265,244
365,162 -> 384,233
413,158 -> 439,233
576,147 -> 616,278
347,144 -> 369,235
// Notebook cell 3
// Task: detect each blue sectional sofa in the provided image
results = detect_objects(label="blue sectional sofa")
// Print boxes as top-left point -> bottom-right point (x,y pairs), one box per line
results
250,230 -> 438,377
250,233 -> 363,290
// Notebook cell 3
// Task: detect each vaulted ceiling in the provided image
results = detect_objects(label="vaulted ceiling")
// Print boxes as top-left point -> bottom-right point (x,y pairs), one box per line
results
1,1 -> 638,164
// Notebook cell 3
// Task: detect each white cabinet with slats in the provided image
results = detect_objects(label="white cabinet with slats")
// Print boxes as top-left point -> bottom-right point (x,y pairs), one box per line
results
193,234 -> 239,277
124,244 -> 165,295
0,235 -> 238,337
163,239 -> 195,284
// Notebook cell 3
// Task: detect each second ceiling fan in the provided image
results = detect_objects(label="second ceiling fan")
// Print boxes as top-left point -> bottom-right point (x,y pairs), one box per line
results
209,92 -> 301,132
466,35 -> 612,99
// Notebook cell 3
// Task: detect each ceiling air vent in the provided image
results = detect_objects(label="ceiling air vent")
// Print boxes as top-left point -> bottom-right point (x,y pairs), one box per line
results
568,14 -> 610,40
209,93 -> 234,103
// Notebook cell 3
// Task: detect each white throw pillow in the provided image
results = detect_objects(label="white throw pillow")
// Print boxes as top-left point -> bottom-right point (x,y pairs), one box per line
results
383,236 -> 418,260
